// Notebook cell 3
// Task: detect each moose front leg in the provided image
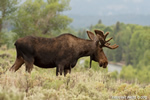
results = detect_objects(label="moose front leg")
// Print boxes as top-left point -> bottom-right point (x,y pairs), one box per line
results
56,66 -> 59,76
90,56 -> 92,68
59,65 -> 64,76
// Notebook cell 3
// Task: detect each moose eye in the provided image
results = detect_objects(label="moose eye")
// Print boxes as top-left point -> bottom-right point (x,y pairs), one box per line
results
99,42 -> 102,46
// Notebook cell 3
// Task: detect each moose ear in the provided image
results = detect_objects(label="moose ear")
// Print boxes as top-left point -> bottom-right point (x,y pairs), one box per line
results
94,30 -> 105,38
87,31 -> 95,40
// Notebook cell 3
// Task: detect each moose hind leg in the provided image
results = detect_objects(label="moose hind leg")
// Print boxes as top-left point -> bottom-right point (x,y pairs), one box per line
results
64,69 -> 71,76
64,66 -> 71,76
9,57 -> 24,72
57,65 -> 64,76
24,58 -> 34,73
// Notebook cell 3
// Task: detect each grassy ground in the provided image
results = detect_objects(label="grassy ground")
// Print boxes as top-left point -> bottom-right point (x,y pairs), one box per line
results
0,47 -> 150,100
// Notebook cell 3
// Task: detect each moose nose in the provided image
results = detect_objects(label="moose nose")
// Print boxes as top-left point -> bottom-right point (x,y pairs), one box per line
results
103,62 -> 108,68
100,64 -> 102,67
99,62 -> 108,68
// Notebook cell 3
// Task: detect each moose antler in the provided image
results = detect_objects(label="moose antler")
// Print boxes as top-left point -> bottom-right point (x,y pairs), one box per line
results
94,30 -> 119,49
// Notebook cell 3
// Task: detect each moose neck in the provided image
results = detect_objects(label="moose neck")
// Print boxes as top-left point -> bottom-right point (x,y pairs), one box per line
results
77,39 -> 96,58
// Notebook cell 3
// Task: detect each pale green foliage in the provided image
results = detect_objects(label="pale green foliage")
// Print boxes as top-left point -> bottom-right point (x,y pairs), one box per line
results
0,0 -> 19,46
110,70 -> 118,79
120,65 -> 136,80
0,0 -> 18,18
0,48 -> 150,100
120,65 -> 150,83
13,0 -> 72,37
0,31 -> 17,48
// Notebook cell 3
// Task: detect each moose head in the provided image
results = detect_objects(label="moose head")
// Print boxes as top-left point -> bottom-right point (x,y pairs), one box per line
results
87,30 -> 119,68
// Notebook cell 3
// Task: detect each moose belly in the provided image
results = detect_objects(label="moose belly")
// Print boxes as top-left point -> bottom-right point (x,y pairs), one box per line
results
34,59 -> 56,68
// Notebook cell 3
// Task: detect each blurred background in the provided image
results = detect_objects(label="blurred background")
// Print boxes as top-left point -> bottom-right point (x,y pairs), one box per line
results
0,0 -> 150,83
65,0 -> 150,29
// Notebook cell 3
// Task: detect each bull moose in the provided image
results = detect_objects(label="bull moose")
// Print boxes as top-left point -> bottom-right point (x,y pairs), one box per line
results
9,30 -> 118,76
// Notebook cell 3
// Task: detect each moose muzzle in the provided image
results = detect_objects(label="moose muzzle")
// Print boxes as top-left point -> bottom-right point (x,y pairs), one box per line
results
99,61 -> 108,68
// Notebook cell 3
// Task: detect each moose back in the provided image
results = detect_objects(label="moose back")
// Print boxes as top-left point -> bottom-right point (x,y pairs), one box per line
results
9,30 -> 118,76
